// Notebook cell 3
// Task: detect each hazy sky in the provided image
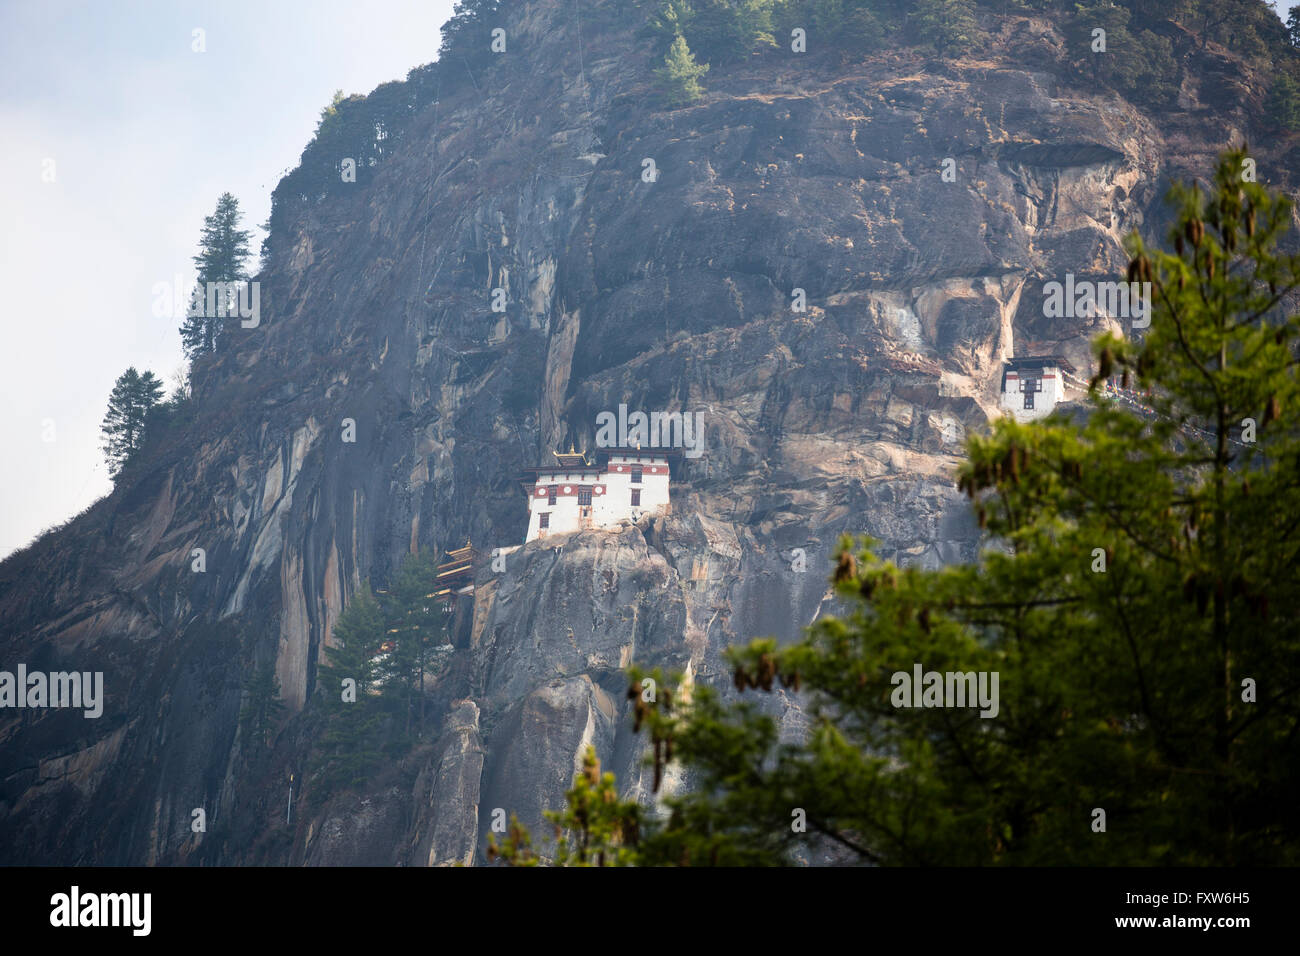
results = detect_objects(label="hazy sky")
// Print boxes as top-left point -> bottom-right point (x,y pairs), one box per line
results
1,1 -> 1298,560
0,0 -> 457,558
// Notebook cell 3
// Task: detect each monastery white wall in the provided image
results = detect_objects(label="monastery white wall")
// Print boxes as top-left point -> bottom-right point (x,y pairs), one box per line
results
524,455 -> 672,543
1000,368 -> 1066,422
603,455 -> 670,520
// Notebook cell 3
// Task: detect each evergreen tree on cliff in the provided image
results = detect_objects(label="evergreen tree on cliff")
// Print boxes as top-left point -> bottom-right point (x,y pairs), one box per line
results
308,550 -> 450,795
314,89 -> 347,139
908,0 -> 980,53
100,367 -> 164,479
437,0 -> 502,66
686,0 -> 776,61
239,661 -> 285,749
1266,72 -> 1300,131
376,550 -> 448,736
496,148 -> 1300,866
656,35 -> 709,107
180,192 -> 252,360
311,586 -> 387,797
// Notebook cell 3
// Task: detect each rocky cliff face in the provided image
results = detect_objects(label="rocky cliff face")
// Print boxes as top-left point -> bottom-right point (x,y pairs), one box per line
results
1,1 -> 1294,865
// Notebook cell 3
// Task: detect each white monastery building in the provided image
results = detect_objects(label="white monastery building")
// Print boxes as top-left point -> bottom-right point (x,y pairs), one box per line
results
521,447 -> 676,543
999,355 -> 1077,422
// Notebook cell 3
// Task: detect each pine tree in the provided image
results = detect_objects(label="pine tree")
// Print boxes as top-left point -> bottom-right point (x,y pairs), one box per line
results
650,0 -> 697,41
180,192 -> 252,360
1066,2 -> 1179,107
315,89 -> 346,138
488,747 -> 644,866
376,550 -> 449,737
312,585 -> 387,797
655,35 -> 710,107
686,0 -> 776,62
309,551 -> 453,797
509,148 -> 1300,865
100,367 -> 164,479
769,0 -> 893,54
239,661 -> 285,749
1288,8 -> 1300,48
816,0 -> 887,51
1266,71 -> 1300,131
437,0 -> 502,64
909,0 -> 979,53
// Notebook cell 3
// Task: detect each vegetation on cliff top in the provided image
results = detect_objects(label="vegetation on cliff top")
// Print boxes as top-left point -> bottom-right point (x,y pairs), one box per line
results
264,0 -> 1300,268
98,192 -> 251,483
99,368 -> 165,479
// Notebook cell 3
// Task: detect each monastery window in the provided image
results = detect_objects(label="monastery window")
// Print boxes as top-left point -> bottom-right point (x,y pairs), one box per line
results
631,466 -> 642,484
539,513 -> 550,529
1022,377 -> 1040,409
548,485 -> 558,505
631,489 -> 641,507
578,487 -> 592,506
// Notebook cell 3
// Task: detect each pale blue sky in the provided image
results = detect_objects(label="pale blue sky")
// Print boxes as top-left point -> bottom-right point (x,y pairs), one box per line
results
1,1 -> 1298,559
0,0 -> 456,558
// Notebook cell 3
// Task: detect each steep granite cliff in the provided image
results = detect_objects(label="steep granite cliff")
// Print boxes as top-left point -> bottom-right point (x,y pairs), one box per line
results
1,0 -> 1296,865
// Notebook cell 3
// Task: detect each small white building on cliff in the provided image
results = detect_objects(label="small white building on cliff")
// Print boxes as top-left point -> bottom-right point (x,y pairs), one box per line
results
520,447 -> 675,543
1000,355 -> 1076,421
